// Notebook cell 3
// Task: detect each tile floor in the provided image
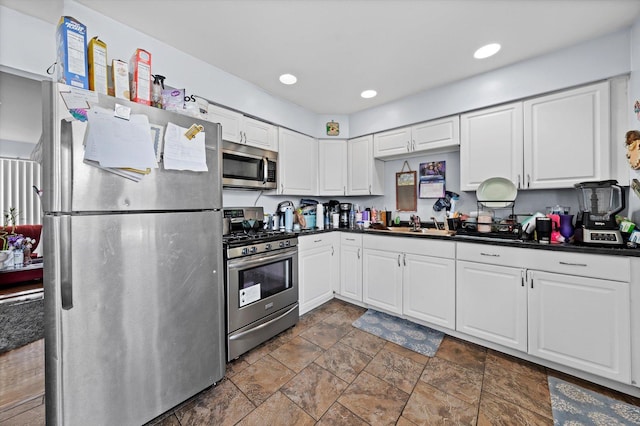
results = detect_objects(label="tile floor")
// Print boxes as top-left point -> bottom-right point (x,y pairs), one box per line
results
1,298 -> 639,425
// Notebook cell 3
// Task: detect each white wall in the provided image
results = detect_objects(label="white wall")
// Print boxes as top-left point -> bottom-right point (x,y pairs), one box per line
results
350,29 -> 631,138
627,17 -> 640,223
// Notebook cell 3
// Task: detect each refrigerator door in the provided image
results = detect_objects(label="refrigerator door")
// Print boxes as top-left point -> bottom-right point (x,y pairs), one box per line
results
44,210 -> 225,426
41,82 -> 222,213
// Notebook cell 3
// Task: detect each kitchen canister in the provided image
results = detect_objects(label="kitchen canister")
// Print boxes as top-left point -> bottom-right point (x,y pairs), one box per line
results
284,208 -> 294,232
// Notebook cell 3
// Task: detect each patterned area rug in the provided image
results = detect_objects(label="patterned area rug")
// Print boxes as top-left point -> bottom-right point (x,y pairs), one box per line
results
352,309 -> 444,357
548,376 -> 640,425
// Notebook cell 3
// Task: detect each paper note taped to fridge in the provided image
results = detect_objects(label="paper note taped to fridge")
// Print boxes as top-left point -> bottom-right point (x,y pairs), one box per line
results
84,106 -> 158,169
163,122 -> 208,171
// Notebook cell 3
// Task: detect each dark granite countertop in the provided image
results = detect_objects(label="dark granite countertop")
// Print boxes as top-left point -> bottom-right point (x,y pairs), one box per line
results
294,227 -> 640,257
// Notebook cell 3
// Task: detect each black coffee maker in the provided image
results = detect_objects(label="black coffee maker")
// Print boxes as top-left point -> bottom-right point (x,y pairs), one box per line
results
339,203 -> 352,228
574,180 -> 624,246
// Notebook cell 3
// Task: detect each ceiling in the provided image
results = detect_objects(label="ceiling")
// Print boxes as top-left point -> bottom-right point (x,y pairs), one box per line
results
4,0 -> 640,114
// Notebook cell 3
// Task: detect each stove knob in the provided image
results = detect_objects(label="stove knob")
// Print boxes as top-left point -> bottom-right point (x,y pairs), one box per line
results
285,240 -> 290,247
250,246 -> 258,254
279,241 -> 285,248
265,243 -> 272,250
242,248 -> 249,255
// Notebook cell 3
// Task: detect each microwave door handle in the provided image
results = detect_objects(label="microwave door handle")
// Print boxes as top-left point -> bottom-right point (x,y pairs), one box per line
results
262,157 -> 268,184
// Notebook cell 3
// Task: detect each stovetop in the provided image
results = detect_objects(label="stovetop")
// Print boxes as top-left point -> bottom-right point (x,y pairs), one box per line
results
223,230 -> 296,247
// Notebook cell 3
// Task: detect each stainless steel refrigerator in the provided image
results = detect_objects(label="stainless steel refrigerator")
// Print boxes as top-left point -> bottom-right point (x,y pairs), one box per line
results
41,81 -> 225,425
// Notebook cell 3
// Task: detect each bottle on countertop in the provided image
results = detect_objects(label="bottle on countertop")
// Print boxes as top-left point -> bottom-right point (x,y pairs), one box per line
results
349,205 -> 355,229
371,207 -> 377,223
316,203 -> 324,230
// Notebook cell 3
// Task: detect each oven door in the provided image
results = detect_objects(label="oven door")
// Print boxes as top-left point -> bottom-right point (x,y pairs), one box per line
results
226,246 -> 298,334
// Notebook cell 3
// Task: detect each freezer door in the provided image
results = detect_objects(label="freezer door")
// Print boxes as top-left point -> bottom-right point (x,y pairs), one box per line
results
41,82 -> 222,213
44,210 -> 225,426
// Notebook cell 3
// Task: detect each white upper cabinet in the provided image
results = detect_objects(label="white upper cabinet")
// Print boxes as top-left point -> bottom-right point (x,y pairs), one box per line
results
278,127 -> 318,195
318,139 -> 348,196
348,135 -> 384,196
374,116 -> 459,159
460,82 -> 611,191
243,116 -> 278,151
207,104 -> 277,151
523,81 -> 610,189
460,102 -> 523,191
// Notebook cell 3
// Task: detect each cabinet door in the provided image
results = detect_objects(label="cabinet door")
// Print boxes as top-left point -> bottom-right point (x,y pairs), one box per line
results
528,270 -> 630,382
207,104 -> 242,143
456,260 -> 527,351
373,127 -> 411,158
340,236 -> 362,302
412,116 -> 460,153
523,82 -> 610,189
298,238 -> 335,314
403,254 -> 455,330
319,139 -> 348,196
362,248 -> 403,315
460,102 -> 523,191
278,128 -> 318,195
348,135 -> 384,195
243,117 -> 277,151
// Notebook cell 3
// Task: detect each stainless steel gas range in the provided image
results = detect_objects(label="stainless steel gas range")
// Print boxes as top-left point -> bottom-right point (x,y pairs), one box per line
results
223,207 -> 299,361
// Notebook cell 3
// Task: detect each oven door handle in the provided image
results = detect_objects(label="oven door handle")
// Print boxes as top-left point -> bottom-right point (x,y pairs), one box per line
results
229,303 -> 299,341
227,247 -> 298,269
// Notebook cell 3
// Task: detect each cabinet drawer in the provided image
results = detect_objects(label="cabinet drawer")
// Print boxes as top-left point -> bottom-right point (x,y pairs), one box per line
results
298,234 -> 332,249
341,233 -> 362,246
456,242 -> 525,266
363,234 -> 455,258
523,249 -> 630,282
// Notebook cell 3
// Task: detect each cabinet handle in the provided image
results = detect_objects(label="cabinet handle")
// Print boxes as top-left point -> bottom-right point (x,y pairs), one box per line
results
243,131 -> 247,143
346,238 -> 355,241
343,186 -> 346,196
559,261 -> 587,267
480,252 -> 500,257
526,174 -> 531,188
517,174 -> 521,189
280,183 -> 283,193
357,248 -> 361,259
397,254 -> 401,267
521,270 -> 525,287
314,239 -> 322,243
412,140 -> 416,151
369,185 -> 372,195
331,246 -> 335,256
406,141 -> 411,152
403,253 -> 406,266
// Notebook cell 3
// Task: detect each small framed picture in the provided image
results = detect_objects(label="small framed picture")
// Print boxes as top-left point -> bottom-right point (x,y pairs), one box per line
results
326,121 -> 339,136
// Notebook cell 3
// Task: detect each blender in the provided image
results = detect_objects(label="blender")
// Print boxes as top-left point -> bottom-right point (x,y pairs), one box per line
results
574,180 -> 625,246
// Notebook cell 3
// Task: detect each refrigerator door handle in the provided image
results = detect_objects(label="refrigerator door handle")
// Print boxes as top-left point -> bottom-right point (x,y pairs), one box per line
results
60,215 -> 73,310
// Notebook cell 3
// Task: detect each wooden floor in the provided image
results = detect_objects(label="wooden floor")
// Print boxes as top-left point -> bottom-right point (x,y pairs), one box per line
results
0,339 -> 45,425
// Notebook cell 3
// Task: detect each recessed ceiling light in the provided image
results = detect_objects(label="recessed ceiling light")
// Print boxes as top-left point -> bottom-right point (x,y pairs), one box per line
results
361,89 -> 377,99
474,43 -> 501,59
279,73 -> 297,85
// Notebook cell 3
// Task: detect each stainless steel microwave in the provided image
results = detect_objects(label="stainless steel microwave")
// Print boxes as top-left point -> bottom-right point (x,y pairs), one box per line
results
221,141 -> 277,190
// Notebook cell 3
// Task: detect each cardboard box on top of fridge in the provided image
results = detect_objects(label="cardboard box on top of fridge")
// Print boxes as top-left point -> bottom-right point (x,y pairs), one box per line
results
110,59 -> 130,100
87,37 -> 108,94
56,16 -> 89,89
129,48 -> 152,105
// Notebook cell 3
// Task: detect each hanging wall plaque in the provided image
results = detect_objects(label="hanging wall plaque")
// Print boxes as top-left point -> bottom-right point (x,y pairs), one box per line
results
396,161 -> 417,212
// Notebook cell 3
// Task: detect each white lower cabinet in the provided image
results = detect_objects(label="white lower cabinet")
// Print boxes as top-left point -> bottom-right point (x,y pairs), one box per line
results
528,270 -> 630,383
298,233 -> 339,314
339,233 -> 363,302
455,242 -> 633,385
362,235 -> 455,321
456,260 -> 527,351
362,247 -> 403,314
403,254 -> 456,329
